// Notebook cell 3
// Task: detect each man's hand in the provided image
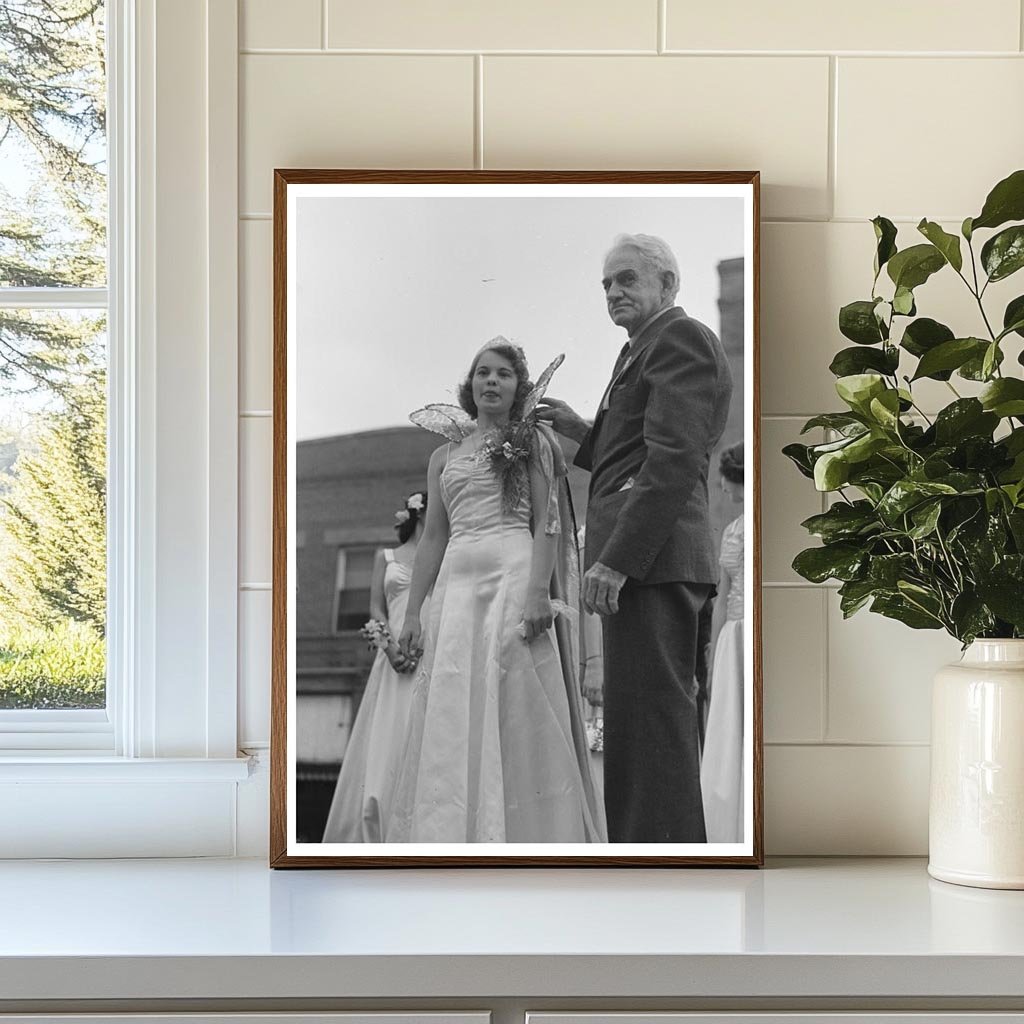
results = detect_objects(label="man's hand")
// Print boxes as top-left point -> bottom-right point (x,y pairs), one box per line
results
582,561 -> 627,616
535,397 -> 591,445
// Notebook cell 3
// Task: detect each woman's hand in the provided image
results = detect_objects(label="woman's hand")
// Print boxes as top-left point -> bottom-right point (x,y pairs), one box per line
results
398,616 -> 424,671
581,668 -> 603,707
522,592 -> 554,643
385,642 -> 412,673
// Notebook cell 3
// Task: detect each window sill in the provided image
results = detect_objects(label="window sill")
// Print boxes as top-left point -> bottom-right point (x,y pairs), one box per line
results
0,755 -> 252,782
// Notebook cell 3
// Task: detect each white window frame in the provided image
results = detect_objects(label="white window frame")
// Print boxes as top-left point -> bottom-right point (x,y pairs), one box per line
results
0,0 -> 249,858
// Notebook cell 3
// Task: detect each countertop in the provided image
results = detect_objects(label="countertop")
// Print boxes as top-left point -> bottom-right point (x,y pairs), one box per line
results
1,857 -> 1023,1003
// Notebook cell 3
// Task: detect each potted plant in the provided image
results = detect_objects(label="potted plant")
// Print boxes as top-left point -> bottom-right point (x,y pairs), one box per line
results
785,169 -> 1024,889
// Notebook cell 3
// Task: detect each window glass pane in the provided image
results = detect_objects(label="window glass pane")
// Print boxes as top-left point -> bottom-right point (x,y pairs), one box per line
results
0,1 -> 107,288
334,547 -> 376,633
0,309 -> 106,709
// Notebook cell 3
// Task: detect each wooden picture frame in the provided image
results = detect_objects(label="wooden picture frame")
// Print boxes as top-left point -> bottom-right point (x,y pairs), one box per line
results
271,170 -> 762,867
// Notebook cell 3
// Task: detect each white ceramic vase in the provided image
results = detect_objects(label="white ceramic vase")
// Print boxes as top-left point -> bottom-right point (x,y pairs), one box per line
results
929,639 -> 1024,889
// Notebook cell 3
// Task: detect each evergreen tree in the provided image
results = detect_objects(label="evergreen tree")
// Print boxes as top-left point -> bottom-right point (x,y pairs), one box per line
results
0,369 -> 105,632
0,0 -> 106,396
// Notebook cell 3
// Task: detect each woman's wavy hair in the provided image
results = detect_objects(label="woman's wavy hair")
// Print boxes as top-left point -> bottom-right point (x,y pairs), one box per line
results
457,339 -> 532,420
719,441 -> 744,486
394,491 -> 427,545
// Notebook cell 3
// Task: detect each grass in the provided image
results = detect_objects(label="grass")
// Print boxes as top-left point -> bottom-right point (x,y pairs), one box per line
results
0,620 -> 105,709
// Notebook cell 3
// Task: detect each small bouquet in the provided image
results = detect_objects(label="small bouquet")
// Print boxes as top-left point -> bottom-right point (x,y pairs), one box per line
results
585,717 -> 604,754
360,618 -> 392,652
480,422 -> 534,512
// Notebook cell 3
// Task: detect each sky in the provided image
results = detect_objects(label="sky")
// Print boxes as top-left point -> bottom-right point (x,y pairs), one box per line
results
295,194 -> 745,441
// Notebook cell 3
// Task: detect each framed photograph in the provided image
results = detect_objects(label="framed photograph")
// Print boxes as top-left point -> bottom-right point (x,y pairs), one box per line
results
271,170 -> 762,867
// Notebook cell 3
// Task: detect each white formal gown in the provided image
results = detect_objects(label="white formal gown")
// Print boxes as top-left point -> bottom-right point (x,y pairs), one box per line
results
700,514 -> 745,843
387,436 -> 606,843
322,548 -> 416,843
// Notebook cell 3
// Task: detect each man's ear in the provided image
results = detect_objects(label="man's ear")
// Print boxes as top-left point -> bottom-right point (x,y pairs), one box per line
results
661,271 -> 677,296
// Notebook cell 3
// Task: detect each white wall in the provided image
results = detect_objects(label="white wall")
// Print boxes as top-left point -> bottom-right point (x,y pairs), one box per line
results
234,0 -> 1024,855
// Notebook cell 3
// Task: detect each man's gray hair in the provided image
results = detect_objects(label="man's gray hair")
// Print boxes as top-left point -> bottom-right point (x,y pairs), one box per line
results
609,233 -> 680,300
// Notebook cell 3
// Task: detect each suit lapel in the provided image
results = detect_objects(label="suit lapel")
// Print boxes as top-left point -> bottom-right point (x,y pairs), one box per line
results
591,306 -> 685,439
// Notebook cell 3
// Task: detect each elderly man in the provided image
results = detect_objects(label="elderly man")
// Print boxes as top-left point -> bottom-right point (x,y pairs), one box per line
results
539,233 -> 733,843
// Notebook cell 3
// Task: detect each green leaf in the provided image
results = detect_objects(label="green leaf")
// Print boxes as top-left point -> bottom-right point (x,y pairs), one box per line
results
872,216 -> 898,277
800,413 -> 865,435
835,373 -> 886,413
839,300 -> 886,345
868,552 -> 915,587
917,219 -> 963,272
911,337 -> 988,381
962,216 -> 974,241
908,500 -> 943,540
980,378 -> 1024,418
829,345 -> 899,378
782,442 -> 815,479
892,286 -> 916,316
838,579 -> 878,618
801,501 -> 879,543
959,344 -> 1004,381
871,594 -> 943,630
1002,295 -> 1024,340
981,225 -> 1024,283
868,389 -> 902,431
976,580 -> 1024,629
900,318 -> 955,367
887,244 -> 946,291
950,592 -> 996,644
934,399 -> 999,445
814,450 -> 850,491
877,479 -> 958,524
792,543 -> 866,584
971,168 -> 1024,232
982,341 -> 1000,381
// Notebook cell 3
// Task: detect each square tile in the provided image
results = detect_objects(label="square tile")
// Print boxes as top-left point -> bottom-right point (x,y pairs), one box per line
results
239,589 -> 272,746
666,0 -> 1020,52
240,220 -> 272,412
766,744 -> 929,854
761,417 -> 824,584
762,587 -> 824,742
328,0 -> 657,50
826,593 -> 962,743
836,58 -> 1024,221
241,0 -> 321,49
240,416 -> 273,586
241,55 -> 474,213
484,56 -> 830,219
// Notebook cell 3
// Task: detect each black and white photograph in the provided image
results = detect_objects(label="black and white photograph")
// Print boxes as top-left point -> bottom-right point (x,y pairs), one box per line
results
271,171 -> 762,866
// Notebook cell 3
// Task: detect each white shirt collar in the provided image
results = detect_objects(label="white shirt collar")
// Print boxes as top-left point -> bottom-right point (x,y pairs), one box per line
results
627,304 -> 676,347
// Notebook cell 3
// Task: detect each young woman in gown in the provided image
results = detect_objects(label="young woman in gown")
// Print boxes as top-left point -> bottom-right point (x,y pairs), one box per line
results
321,492 -> 427,843
390,341 -> 606,843
700,442 -> 745,843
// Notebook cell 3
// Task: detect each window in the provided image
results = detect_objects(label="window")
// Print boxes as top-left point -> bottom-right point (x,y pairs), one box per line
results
0,2 -> 108,721
333,546 -> 376,633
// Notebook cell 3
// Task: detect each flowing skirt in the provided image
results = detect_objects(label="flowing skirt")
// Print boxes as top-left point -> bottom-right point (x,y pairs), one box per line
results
387,527 -> 604,843
322,596 -> 414,843
700,618 -> 744,843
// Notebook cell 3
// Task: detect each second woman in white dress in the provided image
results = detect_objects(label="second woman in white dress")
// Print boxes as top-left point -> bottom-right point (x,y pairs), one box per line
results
321,492 -> 426,843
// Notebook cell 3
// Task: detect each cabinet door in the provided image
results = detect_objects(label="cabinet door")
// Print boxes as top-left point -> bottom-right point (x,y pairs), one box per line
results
528,1016 -> 1024,1024
0,1015 -> 490,1024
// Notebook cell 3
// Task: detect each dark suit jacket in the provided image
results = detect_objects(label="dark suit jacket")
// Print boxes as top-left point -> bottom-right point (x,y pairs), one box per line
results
575,306 -> 733,586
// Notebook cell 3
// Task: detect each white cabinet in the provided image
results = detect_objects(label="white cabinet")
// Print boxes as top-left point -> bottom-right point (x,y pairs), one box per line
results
528,1017 -> 1024,1024
0,1016 -> 489,1024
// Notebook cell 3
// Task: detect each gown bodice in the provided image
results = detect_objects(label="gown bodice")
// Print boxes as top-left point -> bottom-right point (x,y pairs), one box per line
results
441,447 -> 532,540
383,549 -> 413,629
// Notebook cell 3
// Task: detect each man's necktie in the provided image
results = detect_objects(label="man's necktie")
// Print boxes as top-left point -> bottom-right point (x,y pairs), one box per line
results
600,342 -> 633,413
